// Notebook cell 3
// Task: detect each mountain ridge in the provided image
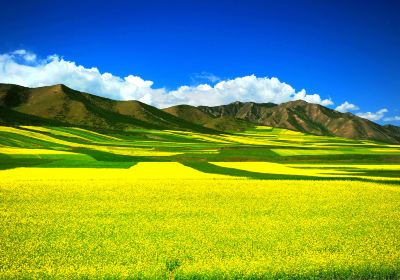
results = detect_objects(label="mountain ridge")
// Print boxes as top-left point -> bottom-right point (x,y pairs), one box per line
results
195,100 -> 400,143
166,100 -> 400,144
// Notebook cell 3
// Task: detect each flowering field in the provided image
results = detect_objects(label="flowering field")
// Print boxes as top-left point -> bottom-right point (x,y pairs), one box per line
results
1,167 -> 399,278
1,126 -> 400,169
1,126 -> 400,278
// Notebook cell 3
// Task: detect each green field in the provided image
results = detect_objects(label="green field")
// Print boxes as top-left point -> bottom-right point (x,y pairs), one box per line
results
1,125 -> 400,278
1,125 -> 400,169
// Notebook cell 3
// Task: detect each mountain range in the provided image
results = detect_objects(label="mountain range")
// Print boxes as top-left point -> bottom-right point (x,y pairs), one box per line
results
168,101 -> 400,143
0,83 -> 399,144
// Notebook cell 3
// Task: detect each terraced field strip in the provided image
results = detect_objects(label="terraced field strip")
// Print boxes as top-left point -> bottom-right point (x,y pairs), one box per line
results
209,162 -> 400,181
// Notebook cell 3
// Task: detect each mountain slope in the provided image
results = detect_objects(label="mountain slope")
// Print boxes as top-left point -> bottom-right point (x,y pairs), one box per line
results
0,83 -> 215,132
383,125 -> 400,141
163,104 -> 254,132
199,101 -> 277,120
196,100 -> 400,144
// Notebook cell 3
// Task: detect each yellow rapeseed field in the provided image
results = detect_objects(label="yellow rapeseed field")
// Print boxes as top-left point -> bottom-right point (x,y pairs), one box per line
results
211,162 -> 400,182
0,163 -> 399,278
211,162 -> 335,177
0,147 -> 77,155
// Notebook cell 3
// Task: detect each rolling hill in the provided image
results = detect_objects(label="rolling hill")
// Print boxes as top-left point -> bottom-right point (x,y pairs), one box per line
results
0,83 -> 215,133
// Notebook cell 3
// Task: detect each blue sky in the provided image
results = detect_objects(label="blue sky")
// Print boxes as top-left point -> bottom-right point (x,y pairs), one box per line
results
0,0 -> 399,123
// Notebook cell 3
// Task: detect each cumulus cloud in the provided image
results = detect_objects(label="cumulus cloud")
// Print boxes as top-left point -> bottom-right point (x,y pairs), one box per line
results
0,50 -> 161,102
383,116 -> 400,122
335,101 -> 360,113
168,76 -> 333,107
0,49 -> 334,108
357,109 -> 388,121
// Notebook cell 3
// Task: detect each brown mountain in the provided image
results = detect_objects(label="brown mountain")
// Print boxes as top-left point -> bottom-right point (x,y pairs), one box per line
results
164,101 -> 399,144
383,124 -> 400,139
0,83 -> 215,132
163,104 -> 254,132
194,100 -> 400,143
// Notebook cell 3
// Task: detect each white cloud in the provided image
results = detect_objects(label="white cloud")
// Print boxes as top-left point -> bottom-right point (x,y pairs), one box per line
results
0,49 -> 334,108
383,116 -> 400,122
191,72 -> 221,83
168,76 -> 333,107
293,89 -> 333,106
357,108 -> 388,121
11,49 -> 37,62
0,51 -> 161,103
335,101 -> 360,113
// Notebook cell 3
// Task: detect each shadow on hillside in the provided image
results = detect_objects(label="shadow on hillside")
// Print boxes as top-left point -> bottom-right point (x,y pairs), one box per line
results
0,154 -> 55,170
0,148 -> 164,169
182,162 -> 400,185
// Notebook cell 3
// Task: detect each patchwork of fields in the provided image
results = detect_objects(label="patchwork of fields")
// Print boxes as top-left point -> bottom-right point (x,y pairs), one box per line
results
1,125 -> 400,168
1,125 -> 400,278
